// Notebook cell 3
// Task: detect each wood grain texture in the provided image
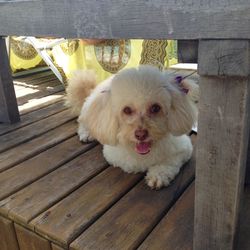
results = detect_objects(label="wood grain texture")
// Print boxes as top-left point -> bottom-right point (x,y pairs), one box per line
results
0,1 -> 250,39
0,216 -> 19,250
0,109 -> 75,153
198,40 -> 250,76
31,168 -> 142,247
51,243 -> 65,250
70,154 -> 195,250
194,40 -> 250,250
0,37 -> 20,123
19,91 -> 65,115
15,223 -> 51,250
0,100 -> 66,136
0,120 -> 76,173
0,145 -> 107,226
138,182 -> 194,250
0,137 -> 96,200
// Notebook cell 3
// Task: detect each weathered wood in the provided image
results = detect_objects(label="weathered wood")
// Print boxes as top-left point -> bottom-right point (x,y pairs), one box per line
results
198,40 -> 250,77
0,216 -> 19,250
0,137 -> 96,200
19,91 -> 64,115
0,146 -> 107,226
0,100 -> 66,136
0,1 -> 250,39
31,168 -> 142,247
0,37 -> 20,123
0,120 -> 76,173
15,223 -> 51,250
0,109 -> 75,153
51,243 -> 65,250
194,40 -> 250,250
178,40 -> 198,63
70,154 -> 195,250
138,182 -> 194,250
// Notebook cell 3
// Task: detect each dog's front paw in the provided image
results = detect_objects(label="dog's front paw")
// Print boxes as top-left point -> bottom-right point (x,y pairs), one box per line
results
77,125 -> 94,143
145,165 -> 180,190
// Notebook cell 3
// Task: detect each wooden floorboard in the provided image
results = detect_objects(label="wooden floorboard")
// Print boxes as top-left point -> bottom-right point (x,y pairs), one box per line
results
0,120 -> 77,173
0,100 -> 66,136
0,68 -> 205,250
70,155 -> 195,250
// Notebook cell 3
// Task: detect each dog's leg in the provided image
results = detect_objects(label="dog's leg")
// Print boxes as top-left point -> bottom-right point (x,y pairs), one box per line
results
77,122 -> 94,143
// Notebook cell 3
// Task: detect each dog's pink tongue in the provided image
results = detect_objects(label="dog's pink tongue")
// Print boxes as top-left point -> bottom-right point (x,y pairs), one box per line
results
135,142 -> 151,155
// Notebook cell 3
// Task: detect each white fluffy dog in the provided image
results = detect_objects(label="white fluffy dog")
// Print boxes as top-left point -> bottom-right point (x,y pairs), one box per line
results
66,65 -> 197,189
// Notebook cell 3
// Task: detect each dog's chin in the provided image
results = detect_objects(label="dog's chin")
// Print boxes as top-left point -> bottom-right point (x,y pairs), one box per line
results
135,141 -> 152,155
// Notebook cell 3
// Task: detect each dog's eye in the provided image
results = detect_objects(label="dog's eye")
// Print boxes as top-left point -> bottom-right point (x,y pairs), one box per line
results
150,104 -> 161,114
123,106 -> 133,115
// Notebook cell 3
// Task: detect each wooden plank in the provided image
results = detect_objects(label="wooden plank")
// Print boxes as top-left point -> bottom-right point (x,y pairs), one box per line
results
15,79 -> 61,99
0,216 -> 19,250
17,82 -> 63,106
51,243 -> 65,250
0,37 -> 20,123
70,154 -> 195,250
0,120 -> 76,173
198,40 -> 250,77
0,1 -> 250,39
138,182 -> 194,250
0,137 -> 96,200
13,69 -> 53,80
15,223 -> 51,250
0,100 -> 66,136
0,109 -> 75,153
178,40 -> 198,63
19,91 -> 64,115
31,167 -> 142,247
0,145 -> 108,225
194,40 -> 250,250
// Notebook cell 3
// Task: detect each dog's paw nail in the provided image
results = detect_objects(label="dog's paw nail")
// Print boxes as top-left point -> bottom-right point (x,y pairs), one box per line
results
146,176 -> 164,190
78,134 -> 94,143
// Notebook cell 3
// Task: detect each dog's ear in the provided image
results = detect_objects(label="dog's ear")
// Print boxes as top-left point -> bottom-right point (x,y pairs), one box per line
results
78,88 -> 118,145
167,86 -> 197,136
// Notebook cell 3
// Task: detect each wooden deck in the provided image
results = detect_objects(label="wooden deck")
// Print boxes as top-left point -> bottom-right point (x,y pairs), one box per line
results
0,69 -> 249,250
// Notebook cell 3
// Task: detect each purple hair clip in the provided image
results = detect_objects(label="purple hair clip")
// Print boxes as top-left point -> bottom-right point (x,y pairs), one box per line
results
175,76 -> 189,94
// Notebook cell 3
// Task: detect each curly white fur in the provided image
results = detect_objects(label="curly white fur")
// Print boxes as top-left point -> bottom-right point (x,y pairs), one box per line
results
66,65 -> 198,189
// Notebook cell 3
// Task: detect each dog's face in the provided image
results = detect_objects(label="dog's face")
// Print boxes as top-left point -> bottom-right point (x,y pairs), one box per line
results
81,65 -> 196,155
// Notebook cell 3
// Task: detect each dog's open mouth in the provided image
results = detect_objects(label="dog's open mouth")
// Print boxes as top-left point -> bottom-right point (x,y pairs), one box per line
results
135,141 -> 151,155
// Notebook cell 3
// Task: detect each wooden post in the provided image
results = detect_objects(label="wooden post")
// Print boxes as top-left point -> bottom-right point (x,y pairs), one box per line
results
0,36 -> 20,123
194,40 -> 250,250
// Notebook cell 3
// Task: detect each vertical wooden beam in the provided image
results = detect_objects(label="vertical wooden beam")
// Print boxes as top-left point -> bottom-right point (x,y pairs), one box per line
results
0,216 -> 19,250
15,223 -> 51,250
194,40 -> 250,250
0,36 -> 20,123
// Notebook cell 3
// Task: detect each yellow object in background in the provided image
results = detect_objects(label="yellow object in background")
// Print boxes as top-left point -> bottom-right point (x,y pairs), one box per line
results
52,39 -> 177,83
9,37 -> 177,84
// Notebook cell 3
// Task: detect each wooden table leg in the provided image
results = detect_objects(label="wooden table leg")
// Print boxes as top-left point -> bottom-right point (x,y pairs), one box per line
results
194,40 -> 250,250
0,36 -> 20,123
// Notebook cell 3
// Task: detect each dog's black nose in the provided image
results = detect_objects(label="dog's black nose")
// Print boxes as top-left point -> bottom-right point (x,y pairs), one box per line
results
135,129 -> 149,141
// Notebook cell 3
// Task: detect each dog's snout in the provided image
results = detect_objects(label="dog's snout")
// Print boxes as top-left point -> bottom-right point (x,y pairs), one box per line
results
135,129 -> 148,141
